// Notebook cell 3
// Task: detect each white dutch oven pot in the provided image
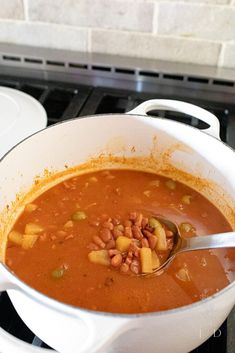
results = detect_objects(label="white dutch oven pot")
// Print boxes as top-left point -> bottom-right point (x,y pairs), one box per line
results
0,100 -> 234,353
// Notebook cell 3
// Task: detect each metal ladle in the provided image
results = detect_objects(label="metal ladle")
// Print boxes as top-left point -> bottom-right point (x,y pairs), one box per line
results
146,216 -> 235,276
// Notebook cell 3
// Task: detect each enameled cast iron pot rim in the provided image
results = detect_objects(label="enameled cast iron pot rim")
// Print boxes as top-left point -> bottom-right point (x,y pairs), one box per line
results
0,112 -> 234,320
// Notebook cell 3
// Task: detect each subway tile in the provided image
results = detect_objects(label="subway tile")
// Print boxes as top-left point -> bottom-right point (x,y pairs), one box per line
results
0,21 -> 88,51
28,0 -> 154,32
91,29 -> 221,66
150,0 -> 230,4
220,42 -> 235,68
157,2 -> 235,41
0,0 -> 24,20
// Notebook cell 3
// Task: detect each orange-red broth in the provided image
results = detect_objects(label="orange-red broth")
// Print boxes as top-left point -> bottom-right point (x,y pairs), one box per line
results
6,170 -> 234,314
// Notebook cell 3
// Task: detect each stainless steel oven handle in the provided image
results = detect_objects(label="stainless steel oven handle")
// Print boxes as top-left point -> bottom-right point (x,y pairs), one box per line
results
127,99 -> 221,140
0,327 -> 56,353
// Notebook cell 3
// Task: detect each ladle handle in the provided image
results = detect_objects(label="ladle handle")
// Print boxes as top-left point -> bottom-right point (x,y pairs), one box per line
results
181,232 -> 235,252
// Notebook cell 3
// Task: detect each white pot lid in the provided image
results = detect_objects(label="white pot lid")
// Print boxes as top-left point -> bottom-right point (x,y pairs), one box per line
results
0,87 -> 47,159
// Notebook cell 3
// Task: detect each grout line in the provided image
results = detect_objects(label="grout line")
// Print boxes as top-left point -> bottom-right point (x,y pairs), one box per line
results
217,43 -> 225,67
22,0 -> 29,21
88,28 -> 92,53
152,2 -> 158,34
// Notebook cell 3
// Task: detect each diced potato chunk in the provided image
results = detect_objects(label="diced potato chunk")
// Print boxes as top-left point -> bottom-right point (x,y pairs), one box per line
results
22,234 -> 39,250
51,268 -> 65,279
149,179 -> 160,187
24,203 -> 38,212
8,230 -> 23,246
89,177 -> 98,183
64,220 -> 74,228
88,250 -> 110,266
179,222 -> 195,234
25,223 -> 44,235
165,179 -> 176,190
116,236 -> 132,252
140,247 -> 152,273
152,251 -> 160,269
149,217 -> 162,229
143,190 -> 151,197
71,211 -> 87,221
176,267 -> 191,282
181,195 -> 192,205
154,226 -> 167,251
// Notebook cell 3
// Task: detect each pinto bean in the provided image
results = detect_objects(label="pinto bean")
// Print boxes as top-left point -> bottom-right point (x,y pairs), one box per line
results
141,238 -> 149,248
111,254 -> 122,268
143,230 -> 153,238
125,257 -> 132,265
87,242 -> 99,250
135,213 -> 143,227
129,212 -> 137,221
99,228 -> 112,242
113,228 -> 123,239
148,235 -> 158,249
108,249 -> 121,257
106,239 -> 116,250
102,221 -> 114,230
129,242 -> 140,257
124,226 -> 133,238
132,225 -> 143,240
130,259 -> 140,274
141,217 -> 148,228
120,263 -> 129,273
145,224 -> 154,233
124,220 -> 132,227
127,251 -> 133,259
112,216 -> 121,225
166,230 -> 174,237
93,235 -> 106,248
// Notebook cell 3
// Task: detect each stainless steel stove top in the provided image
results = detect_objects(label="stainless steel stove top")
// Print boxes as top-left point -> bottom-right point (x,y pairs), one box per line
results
0,43 -> 234,353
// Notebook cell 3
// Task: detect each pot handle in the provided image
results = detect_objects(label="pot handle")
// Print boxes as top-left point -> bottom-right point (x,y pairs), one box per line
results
127,99 -> 221,140
73,311 -> 132,353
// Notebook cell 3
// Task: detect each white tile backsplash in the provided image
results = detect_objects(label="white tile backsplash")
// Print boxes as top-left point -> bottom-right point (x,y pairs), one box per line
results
92,29 -> 221,66
0,0 -> 234,68
27,0 -> 154,32
157,2 -> 235,41
0,21 -> 88,51
0,0 -> 24,20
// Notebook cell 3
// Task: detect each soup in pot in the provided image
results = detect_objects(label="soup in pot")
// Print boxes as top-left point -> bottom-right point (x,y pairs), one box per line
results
5,169 -> 235,313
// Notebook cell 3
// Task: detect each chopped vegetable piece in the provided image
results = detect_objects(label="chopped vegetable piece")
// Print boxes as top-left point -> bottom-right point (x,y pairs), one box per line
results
154,227 -> 167,251
149,217 -> 162,229
51,268 -> 65,279
8,231 -> 23,246
114,224 -> 124,232
181,195 -> 192,205
89,177 -> 98,183
22,234 -> 39,250
179,222 -> 195,233
140,247 -> 152,273
25,223 -> 44,235
88,250 -> 110,266
149,179 -> 160,187
64,220 -> 74,228
25,203 -> 38,212
176,267 -> 191,282
143,190 -> 151,197
165,179 -> 176,190
116,236 -> 132,252
152,251 -> 160,269
71,210 -> 87,221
